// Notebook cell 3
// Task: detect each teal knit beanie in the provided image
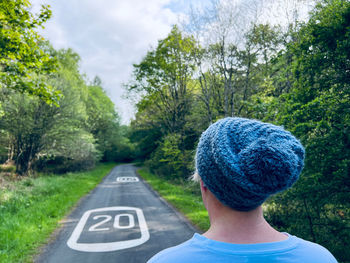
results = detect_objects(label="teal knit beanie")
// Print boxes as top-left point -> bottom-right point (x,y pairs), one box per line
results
195,117 -> 305,211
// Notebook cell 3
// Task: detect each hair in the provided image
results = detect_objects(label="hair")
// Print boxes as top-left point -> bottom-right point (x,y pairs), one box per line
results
191,171 -> 200,182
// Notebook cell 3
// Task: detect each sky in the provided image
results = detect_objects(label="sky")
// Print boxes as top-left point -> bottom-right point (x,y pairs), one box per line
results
30,0 -> 312,124
30,0 -> 211,124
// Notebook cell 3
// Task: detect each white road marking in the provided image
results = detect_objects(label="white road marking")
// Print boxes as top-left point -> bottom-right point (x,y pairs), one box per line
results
116,177 -> 139,182
67,206 -> 150,252
88,215 -> 112,232
114,214 -> 135,229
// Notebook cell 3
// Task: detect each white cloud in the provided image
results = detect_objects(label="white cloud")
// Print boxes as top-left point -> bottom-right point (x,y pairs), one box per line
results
186,0 -> 314,49
30,0 -> 183,124
30,0 -> 311,124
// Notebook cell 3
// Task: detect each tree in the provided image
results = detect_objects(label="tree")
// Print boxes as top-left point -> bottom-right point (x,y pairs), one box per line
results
265,1 -> 350,261
85,78 -> 122,161
130,26 -> 196,134
127,26 -> 199,176
0,48 -> 99,175
0,0 -> 59,103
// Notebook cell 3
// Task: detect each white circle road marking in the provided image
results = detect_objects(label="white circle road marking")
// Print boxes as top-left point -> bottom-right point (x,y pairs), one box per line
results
116,177 -> 139,182
67,207 -> 150,252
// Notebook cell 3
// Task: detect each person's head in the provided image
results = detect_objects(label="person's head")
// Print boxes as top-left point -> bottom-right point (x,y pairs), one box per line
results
194,117 -> 305,212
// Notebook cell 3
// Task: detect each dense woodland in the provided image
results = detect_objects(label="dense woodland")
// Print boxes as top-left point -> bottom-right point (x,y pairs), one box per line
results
0,0 -> 349,262
0,0 -> 132,175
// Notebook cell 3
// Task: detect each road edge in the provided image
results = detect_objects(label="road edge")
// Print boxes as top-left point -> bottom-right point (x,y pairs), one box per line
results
135,166 -> 203,235
33,165 -> 118,263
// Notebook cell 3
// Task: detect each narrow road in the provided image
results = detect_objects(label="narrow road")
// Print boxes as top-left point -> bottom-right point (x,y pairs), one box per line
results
35,164 -> 197,263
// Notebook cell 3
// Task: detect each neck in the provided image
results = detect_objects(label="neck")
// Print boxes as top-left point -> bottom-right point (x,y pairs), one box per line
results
202,187 -> 287,244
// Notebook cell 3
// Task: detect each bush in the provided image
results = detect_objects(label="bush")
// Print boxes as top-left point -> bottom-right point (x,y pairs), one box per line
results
147,133 -> 194,179
0,164 -> 16,173
265,185 -> 350,263
34,156 -> 96,174
103,141 -> 136,163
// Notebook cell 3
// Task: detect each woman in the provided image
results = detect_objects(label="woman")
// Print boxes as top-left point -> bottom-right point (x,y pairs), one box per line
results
148,117 -> 337,263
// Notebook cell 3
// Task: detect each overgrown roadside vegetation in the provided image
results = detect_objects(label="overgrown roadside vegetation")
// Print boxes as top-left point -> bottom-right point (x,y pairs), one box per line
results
138,168 -> 209,231
0,162 -> 115,263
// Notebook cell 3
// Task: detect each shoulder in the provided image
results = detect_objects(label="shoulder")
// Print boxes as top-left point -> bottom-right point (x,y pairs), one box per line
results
147,234 -> 338,263
147,236 -> 202,263
293,236 -> 338,262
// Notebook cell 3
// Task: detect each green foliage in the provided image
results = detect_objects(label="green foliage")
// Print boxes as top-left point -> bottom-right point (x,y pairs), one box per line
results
127,1 -> 349,261
0,47 -> 101,175
0,1 -> 127,175
130,25 -> 197,133
147,133 -> 193,178
0,0 -> 59,103
128,25 -> 199,177
0,3 -> 127,260
0,164 -> 15,173
129,119 -> 162,160
85,79 -> 122,161
0,46 -> 125,175
263,1 -> 350,261
138,168 -> 209,231
0,163 -> 115,263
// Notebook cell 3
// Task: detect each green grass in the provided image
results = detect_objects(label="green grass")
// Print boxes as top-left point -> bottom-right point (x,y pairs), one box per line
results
138,168 -> 210,232
0,162 -> 115,263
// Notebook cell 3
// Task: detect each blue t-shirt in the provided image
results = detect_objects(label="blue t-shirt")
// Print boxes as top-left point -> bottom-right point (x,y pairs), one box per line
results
148,233 -> 337,263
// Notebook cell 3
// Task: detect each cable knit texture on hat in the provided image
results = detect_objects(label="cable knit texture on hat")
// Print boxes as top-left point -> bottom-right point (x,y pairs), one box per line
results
195,117 -> 305,211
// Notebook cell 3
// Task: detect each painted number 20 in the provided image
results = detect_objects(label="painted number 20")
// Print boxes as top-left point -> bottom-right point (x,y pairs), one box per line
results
88,214 -> 135,232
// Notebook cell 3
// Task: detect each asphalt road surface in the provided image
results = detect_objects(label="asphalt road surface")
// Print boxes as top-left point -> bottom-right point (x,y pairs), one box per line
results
35,164 -> 198,263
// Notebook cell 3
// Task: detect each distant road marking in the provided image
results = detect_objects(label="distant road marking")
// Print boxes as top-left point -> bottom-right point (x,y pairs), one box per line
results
67,207 -> 149,252
116,177 -> 139,182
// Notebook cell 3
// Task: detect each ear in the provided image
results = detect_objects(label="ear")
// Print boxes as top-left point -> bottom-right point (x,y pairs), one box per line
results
200,179 -> 209,210
200,179 -> 207,192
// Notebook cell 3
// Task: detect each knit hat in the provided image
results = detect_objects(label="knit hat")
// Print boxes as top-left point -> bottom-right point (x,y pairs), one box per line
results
195,117 -> 305,211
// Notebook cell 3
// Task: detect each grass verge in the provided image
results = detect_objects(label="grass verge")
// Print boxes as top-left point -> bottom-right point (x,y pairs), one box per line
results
0,162 -> 115,263
138,168 -> 209,232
